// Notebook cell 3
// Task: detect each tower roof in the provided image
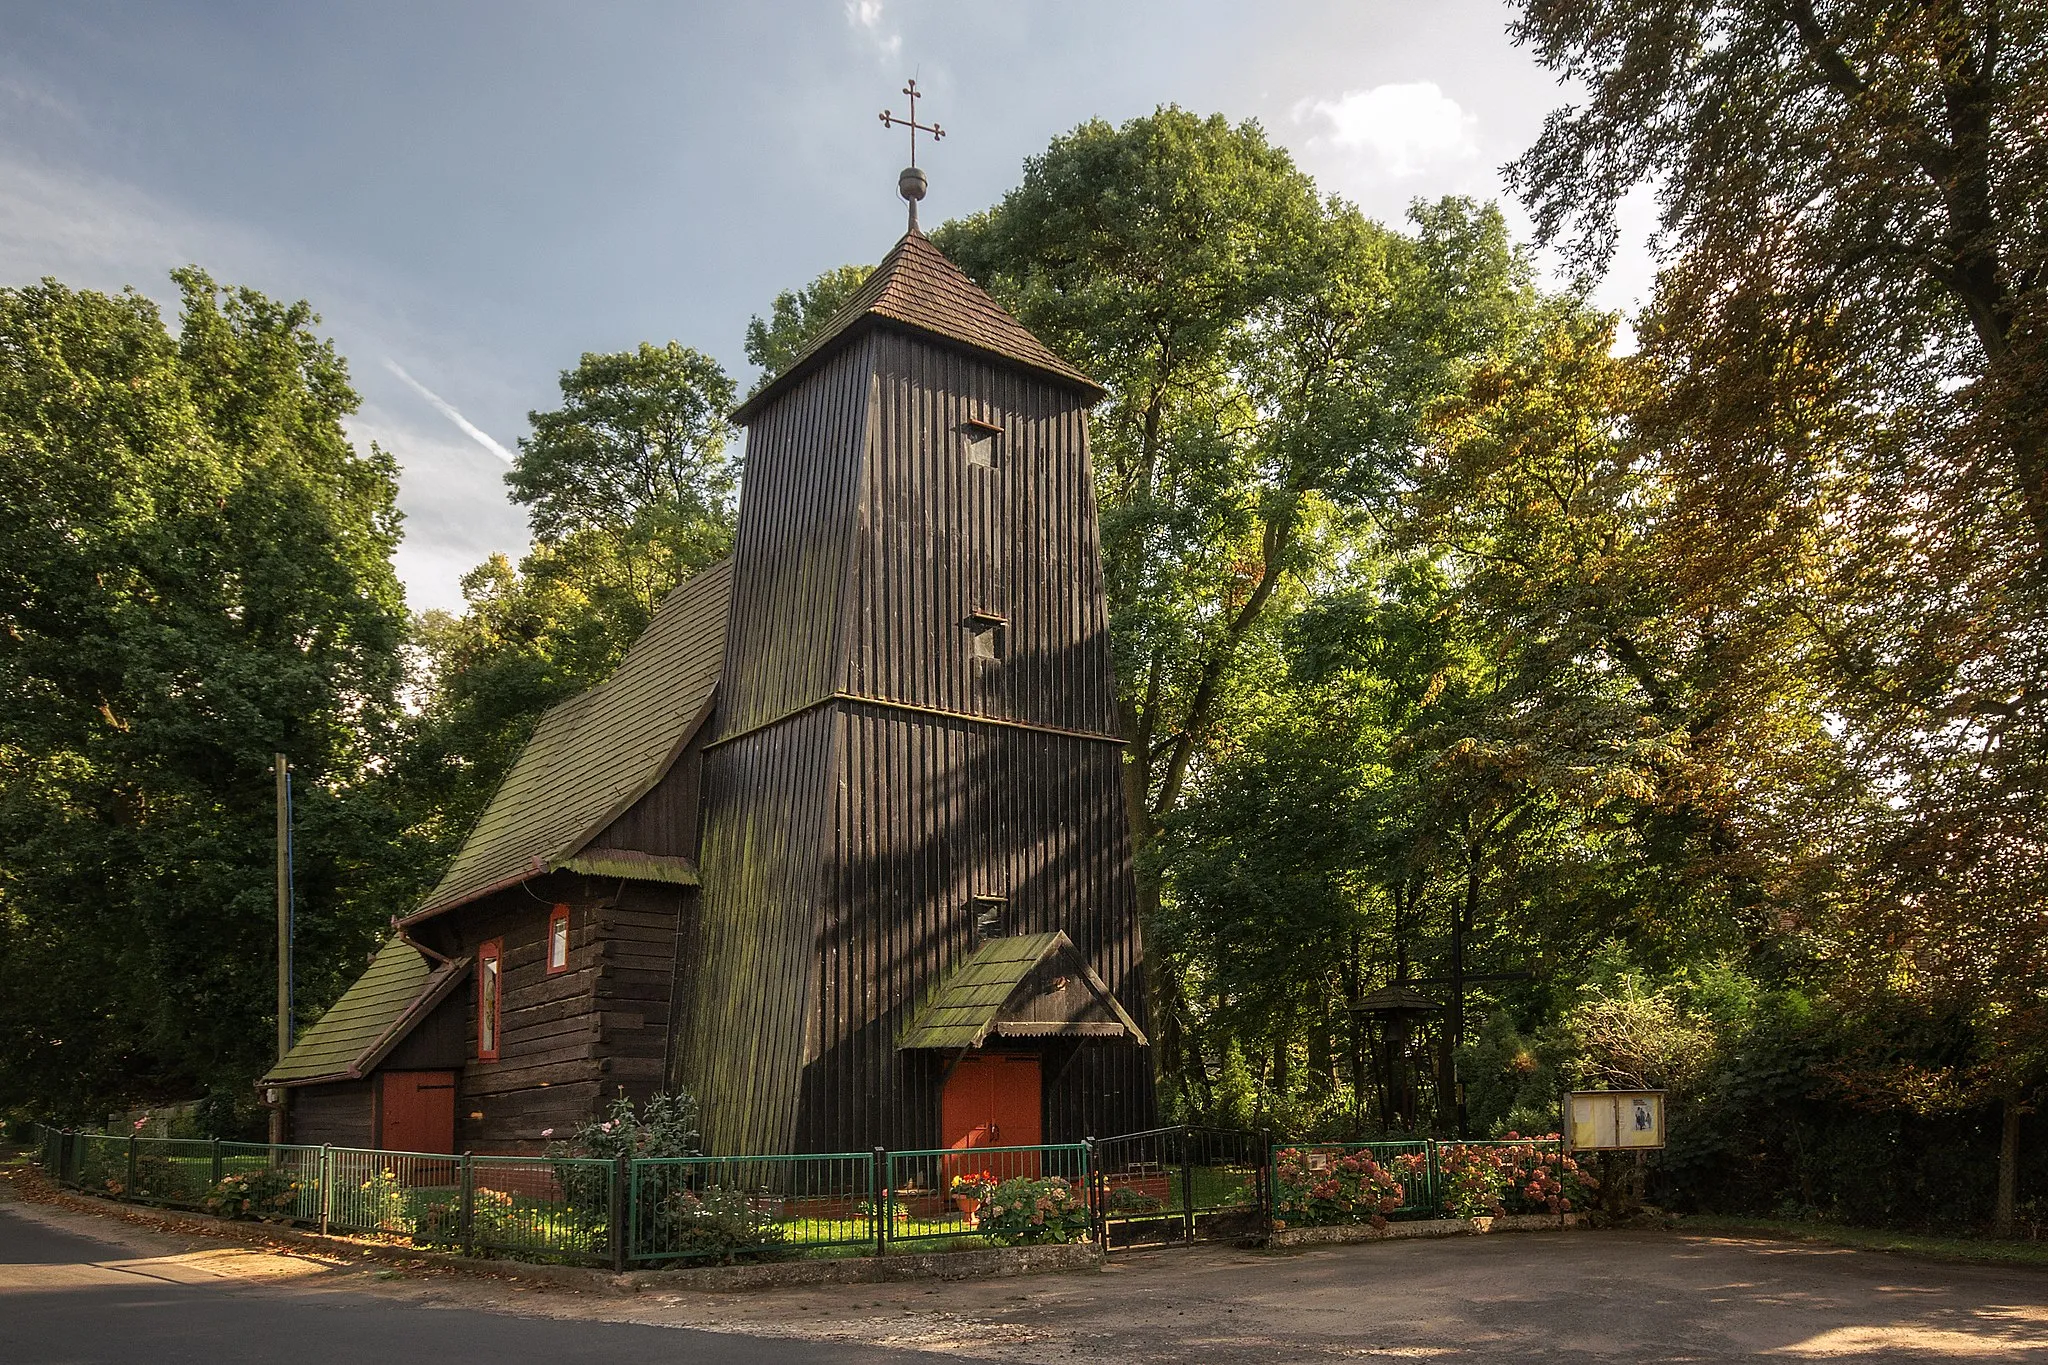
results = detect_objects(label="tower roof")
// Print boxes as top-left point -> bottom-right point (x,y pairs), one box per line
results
732,230 -> 1105,424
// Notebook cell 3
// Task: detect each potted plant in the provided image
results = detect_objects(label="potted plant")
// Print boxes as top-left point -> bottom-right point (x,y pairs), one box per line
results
949,1170 -> 998,1219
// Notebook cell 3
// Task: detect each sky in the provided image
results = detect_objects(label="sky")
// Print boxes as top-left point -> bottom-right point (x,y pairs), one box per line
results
0,1 -> 1657,613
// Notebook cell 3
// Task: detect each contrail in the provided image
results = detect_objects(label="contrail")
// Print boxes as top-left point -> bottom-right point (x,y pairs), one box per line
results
383,358 -> 515,463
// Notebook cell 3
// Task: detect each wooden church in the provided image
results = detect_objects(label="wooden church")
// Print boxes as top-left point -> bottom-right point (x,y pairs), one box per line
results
265,156 -> 1155,1158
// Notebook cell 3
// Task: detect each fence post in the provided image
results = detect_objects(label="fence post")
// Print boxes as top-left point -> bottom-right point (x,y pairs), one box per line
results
872,1147 -> 888,1257
610,1152 -> 629,1273
126,1132 -> 138,1202
1258,1129 -> 1274,1241
1082,1138 -> 1101,1247
210,1137 -> 222,1188
320,1146 -> 332,1236
459,1152 -> 475,1257
1178,1129 -> 1195,1244
1426,1139 -> 1441,1220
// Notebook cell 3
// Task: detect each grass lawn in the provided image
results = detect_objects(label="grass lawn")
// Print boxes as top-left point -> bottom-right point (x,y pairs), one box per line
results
1678,1214 -> 2048,1269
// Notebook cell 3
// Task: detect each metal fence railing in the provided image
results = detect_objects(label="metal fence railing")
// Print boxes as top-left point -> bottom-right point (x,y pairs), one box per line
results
27,1122 -> 1589,1263
885,1144 -> 1091,1245
628,1152 -> 875,1264
1092,1125 -> 1267,1249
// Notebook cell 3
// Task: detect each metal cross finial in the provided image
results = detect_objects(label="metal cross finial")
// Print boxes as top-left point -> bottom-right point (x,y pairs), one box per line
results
878,78 -> 943,168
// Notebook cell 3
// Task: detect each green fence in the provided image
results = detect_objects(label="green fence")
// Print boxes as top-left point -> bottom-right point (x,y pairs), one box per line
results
627,1152 -> 875,1264
1092,1125 -> 1267,1249
884,1143 -> 1091,1244
30,1128 -> 1102,1268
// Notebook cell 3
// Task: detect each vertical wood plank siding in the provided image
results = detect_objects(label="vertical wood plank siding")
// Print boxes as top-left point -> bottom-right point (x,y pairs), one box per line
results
680,325 -> 1153,1155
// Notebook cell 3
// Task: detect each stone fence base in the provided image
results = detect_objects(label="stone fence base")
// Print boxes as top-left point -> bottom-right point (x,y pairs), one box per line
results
1269,1213 -> 1579,1247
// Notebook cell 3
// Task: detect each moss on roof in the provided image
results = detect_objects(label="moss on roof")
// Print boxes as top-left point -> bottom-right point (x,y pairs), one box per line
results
262,939 -> 464,1086
411,557 -> 732,920
898,932 -> 1144,1050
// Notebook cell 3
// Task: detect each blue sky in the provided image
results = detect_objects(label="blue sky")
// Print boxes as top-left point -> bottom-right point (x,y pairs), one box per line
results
0,1 -> 1655,612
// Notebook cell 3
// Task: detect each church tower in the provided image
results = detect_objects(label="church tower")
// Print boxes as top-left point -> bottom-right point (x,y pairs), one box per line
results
673,140 -> 1154,1155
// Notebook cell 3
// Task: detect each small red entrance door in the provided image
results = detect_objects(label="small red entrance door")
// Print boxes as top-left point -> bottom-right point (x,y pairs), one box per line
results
942,1052 -> 1042,1159
380,1071 -> 457,1154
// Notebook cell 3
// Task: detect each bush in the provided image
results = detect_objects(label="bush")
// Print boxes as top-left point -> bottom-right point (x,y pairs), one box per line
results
549,1089 -> 701,1223
974,1175 -> 1090,1244
653,1184 -> 786,1263
1271,1147 -> 1408,1229
204,1168 -> 307,1221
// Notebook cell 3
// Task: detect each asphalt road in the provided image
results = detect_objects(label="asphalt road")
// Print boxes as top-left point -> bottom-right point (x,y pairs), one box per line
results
0,1199 -> 965,1365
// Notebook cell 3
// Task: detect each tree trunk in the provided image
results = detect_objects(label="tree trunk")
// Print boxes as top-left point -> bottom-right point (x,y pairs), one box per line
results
1994,1092 -> 2022,1238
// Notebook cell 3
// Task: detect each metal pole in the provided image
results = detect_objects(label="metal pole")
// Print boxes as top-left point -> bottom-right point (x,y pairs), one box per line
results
1179,1129 -> 1195,1244
610,1152 -> 629,1272
1082,1138 -> 1101,1247
872,1147 -> 888,1257
211,1137 -> 222,1188
460,1152 -> 475,1256
320,1146 -> 332,1236
271,754 -> 292,1146
126,1132 -> 138,1201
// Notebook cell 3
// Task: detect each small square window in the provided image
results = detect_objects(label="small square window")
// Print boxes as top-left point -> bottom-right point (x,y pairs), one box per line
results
971,895 -> 1007,940
547,903 -> 570,975
967,614 -> 1004,663
962,421 -> 1002,470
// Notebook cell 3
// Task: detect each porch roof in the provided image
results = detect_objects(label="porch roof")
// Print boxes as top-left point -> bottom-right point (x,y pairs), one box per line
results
897,931 -> 1146,1051
261,938 -> 469,1088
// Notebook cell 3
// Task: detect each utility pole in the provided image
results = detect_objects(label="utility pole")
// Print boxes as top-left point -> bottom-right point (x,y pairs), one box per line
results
270,754 -> 293,1143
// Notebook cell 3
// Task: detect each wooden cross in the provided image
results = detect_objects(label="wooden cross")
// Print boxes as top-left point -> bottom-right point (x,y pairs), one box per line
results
879,78 -> 943,167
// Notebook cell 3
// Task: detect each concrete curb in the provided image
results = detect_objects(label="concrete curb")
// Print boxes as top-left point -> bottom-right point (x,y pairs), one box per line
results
1269,1213 -> 1580,1247
2,1169 -> 1100,1292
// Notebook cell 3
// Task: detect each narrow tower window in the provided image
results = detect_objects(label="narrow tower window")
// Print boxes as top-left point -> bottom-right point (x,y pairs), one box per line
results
961,419 -> 1002,470
477,939 -> 502,1061
547,903 -> 570,975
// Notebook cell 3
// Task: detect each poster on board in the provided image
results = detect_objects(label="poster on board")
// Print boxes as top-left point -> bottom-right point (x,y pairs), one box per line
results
1566,1090 -> 1666,1150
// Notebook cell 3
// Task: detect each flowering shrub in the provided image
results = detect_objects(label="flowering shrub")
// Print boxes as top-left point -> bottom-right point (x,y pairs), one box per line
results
974,1175 -> 1091,1244
1271,1147 -> 1409,1230
949,1170 -> 999,1202
654,1184 -> 787,1262
204,1169 -> 307,1221
358,1168 -> 413,1233
1107,1184 -> 1166,1214
1437,1137 -> 1598,1218
550,1089 -> 703,1223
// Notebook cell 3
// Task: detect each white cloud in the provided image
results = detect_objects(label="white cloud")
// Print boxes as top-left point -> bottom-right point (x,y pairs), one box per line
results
845,0 -> 903,60
383,358 -> 515,463
1293,81 -> 1479,180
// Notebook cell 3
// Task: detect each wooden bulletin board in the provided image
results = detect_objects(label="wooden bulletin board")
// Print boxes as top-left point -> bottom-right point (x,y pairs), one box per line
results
1566,1090 -> 1666,1150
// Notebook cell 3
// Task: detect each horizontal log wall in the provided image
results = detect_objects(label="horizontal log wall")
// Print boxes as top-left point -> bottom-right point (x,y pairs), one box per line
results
452,875 -> 684,1154
289,1080 -> 374,1148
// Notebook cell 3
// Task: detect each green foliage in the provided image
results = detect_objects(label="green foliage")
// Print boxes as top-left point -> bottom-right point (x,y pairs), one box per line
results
742,264 -> 872,388
973,1175 -> 1090,1245
404,346 -> 737,855
549,1089 -> 700,1221
0,271 -> 411,1120
1270,1147 -> 1407,1228
204,1168 -> 308,1220
653,1185 -> 787,1262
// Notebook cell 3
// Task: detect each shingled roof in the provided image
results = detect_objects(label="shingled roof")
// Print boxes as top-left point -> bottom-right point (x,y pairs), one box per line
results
898,931 -> 1145,1050
406,557 -> 733,922
262,938 -> 469,1087
731,229 -> 1106,424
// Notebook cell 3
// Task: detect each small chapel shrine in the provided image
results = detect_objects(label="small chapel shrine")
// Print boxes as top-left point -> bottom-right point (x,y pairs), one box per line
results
265,121 -> 1156,1158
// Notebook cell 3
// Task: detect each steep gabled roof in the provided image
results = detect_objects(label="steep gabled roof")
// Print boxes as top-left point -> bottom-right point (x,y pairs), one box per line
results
406,557 -> 733,922
731,230 -> 1106,424
898,931 -> 1146,1050
262,938 -> 469,1087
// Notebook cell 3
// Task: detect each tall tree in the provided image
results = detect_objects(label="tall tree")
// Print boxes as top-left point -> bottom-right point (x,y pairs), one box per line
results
405,344 -> 738,857
936,109 -> 1535,1098
1510,0 -> 2048,1230
743,264 -> 873,389
0,271 -> 409,1122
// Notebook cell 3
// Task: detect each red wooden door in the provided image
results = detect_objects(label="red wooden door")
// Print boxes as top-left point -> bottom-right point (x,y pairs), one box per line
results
380,1071 -> 457,1154
942,1053 -> 1042,1152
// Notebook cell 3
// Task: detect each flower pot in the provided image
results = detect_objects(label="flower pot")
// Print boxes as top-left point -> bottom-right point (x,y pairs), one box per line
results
953,1195 -> 981,1220
1468,1216 -> 1495,1233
